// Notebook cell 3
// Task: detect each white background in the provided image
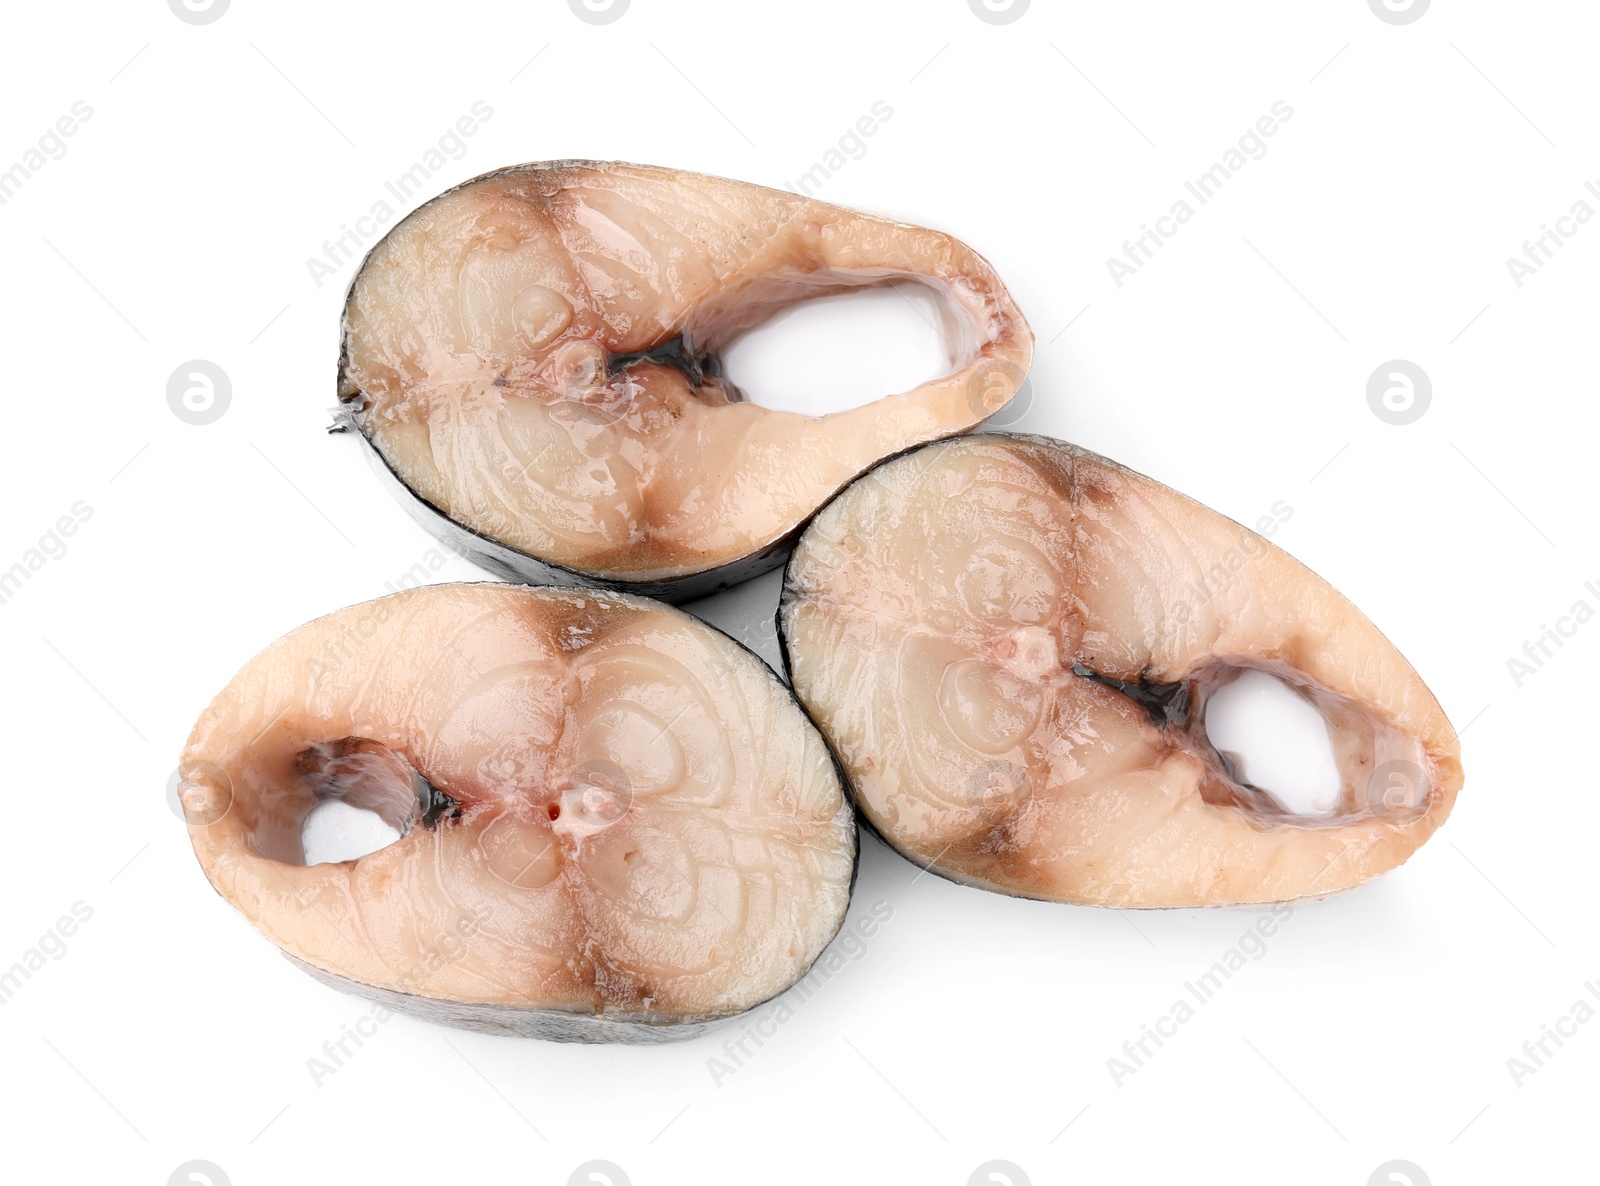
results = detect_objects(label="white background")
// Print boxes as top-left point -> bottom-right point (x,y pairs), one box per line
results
1,1 -> 1592,1183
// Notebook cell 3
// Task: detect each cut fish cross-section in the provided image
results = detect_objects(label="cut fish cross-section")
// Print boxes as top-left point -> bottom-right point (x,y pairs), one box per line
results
179,583 -> 856,1042
336,160 -> 1033,601
778,434 -> 1464,908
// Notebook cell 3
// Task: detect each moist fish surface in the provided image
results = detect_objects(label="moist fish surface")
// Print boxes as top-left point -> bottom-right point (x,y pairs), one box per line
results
179,583 -> 856,1042
337,160 -> 1033,601
778,434 -> 1463,908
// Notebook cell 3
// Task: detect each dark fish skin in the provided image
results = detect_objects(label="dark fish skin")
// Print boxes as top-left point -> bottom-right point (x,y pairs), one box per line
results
288,848 -> 866,1047
334,160 -> 1032,603
333,411 -> 798,603
288,955 -> 723,1044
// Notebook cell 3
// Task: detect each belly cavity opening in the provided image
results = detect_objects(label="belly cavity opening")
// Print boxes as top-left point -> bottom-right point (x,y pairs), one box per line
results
1071,658 -> 1432,826
1203,669 -> 1343,816
277,737 -> 458,866
721,282 -> 953,415
302,800 -> 404,866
